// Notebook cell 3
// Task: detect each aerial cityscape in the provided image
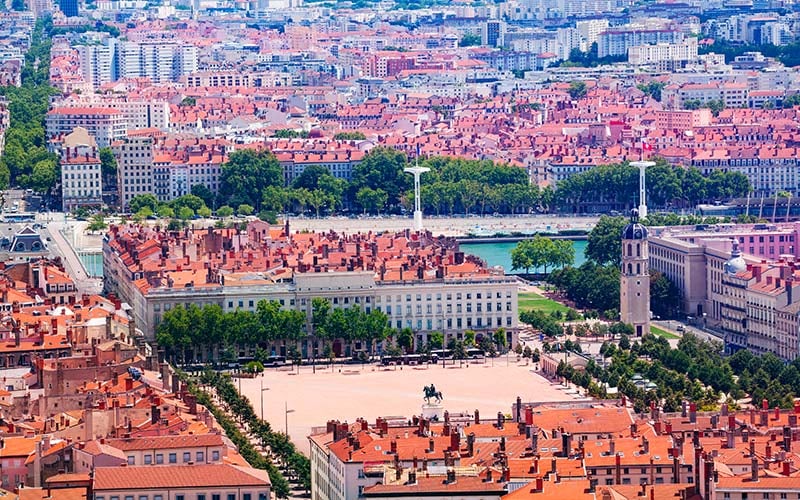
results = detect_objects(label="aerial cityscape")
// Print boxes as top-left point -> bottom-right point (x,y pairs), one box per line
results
2,0 -> 800,498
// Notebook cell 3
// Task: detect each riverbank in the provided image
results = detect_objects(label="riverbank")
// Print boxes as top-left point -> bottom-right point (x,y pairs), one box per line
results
286,214 -> 599,237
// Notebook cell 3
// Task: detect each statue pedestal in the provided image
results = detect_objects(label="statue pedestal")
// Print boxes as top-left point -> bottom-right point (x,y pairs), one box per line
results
421,403 -> 444,420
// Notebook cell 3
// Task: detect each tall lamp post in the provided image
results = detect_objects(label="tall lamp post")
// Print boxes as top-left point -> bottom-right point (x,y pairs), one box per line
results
285,401 -> 295,436
260,379 -> 270,421
630,161 -> 655,219
404,166 -> 430,232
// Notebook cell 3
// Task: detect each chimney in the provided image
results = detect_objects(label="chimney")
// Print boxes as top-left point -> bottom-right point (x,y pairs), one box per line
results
533,477 -> 544,493
721,403 -> 729,416
467,433 -> 475,456
615,453 -> 622,484
775,406 -> 781,421
726,430 -> 734,449
609,439 -> 616,456
391,440 -> 397,454
516,396 -> 522,422
783,461 -> 791,476
485,468 -> 493,483
446,468 -> 456,484
474,409 -> 480,424
642,436 -> 649,454
672,454 -> 680,484
689,402 -> 697,424
782,425 -> 792,453
750,440 -> 756,457
525,406 -> 533,425
751,457 -> 759,482
428,438 -> 434,453
728,414 -> 736,431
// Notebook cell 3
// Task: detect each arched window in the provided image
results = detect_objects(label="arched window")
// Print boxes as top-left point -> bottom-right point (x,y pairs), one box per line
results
637,244 -> 641,257
637,263 -> 641,274
627,243 -> 632,256
627,263 -> 633,274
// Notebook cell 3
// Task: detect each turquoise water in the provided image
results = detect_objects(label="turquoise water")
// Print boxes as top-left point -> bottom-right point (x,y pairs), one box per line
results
460,239 -> 588,273
79,252 -> 104,277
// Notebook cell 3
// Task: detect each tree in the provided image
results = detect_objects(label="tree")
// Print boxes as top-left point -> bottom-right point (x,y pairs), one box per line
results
237,204 -> 254,216
568,81 -> 588,100
99,146 -> 117,178
86,213 -> 107,233
128,194 -> 159,213
587,216 -> 627,266
157,205 -> 175,218
494,328 -> 507,351
428,331 -> 444,350
191,184 -> 215,208
180,96 -> 196,107
356,187 -> 387,214
177,206 -> 194,220
219,149 -> 282,209
217,205 -> 234,218
650,271 -> 681,319
197,206 -> 212,218
397,327 -> 414,354
349,147 -> 410,208
333,131 -> 366,141
460,33 -> 481,47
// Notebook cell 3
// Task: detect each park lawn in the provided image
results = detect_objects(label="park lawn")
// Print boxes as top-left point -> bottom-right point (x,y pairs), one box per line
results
650,325 -> 679,339
518,291 -> 571,315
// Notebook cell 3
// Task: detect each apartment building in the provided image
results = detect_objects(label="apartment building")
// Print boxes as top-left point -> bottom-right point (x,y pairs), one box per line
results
77,41 -> 117,89
117,42 -> 197,83
648,222 -> 800,359
113,135 -> 154,209
598,24 -> 684,58
92,464 -> 271,500
102,223 -> 519,347
628,38 -> 698,66
60,127 -> 103,212
46,107 -> 127,148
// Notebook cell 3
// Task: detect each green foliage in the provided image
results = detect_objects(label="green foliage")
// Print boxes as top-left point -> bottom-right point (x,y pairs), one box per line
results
586,216 -> 627,266
460,33 -> 482,47
650,271 -> 682,319
355,187 -> 388,214
636,81 -> 666,101
560,43 -> 627,67
216,205 -> 234,218
272,129 -> 309,139
219,149 -> 283,210
179,370 -> 304,496
190,184 -> 215,207
99,147 -> 117,176
128,194 -> 159,213
333,131 -> 366,141
180,96 -> 196,107
548,261 -> 621,312
510,235 -> 574,274
86,213 -> 107,233
556,161 -> 750,213
0,17 -> 58,191
568,81 -> 588,100
698,39 -> 800,69
237,204 -> 254,216
684,98 -> 725,116
349,147 -> 410,208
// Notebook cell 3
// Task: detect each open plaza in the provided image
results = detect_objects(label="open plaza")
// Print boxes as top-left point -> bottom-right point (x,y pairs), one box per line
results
237,361 -> 587,453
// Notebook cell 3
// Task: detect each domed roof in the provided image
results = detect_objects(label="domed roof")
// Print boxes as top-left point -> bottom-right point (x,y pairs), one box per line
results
724,240 -> 747,275
621,209 -> 648,240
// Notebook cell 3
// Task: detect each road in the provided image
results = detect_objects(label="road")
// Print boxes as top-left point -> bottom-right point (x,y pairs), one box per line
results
44,219 -> 103,296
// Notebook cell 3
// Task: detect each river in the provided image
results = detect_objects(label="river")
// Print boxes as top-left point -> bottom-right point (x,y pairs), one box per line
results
460,239 -> 588,273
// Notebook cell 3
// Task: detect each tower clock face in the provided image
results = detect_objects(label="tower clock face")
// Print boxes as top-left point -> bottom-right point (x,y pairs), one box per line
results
634,228 -> 643,239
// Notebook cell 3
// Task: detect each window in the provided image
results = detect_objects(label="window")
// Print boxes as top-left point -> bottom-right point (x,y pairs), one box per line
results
243,495 -> 252,500
197,451 -> 205,462
198,495 -> 206,500
212,496 -> 220,500
258,494 -> 267,500
212,450 -> 220,461
176,496 -> 184,500
144,455 -> 152,465
169,453 -> 177,464
155,454 -> 163,464
228,495 -> 236,500
125,496 -> 134,500
139,496 -> 148,500
127,456 -> 135,465
183,452 -> 191,463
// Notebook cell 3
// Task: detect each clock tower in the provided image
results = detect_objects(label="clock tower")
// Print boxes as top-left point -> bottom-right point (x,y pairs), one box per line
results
620,209 -> 650,337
